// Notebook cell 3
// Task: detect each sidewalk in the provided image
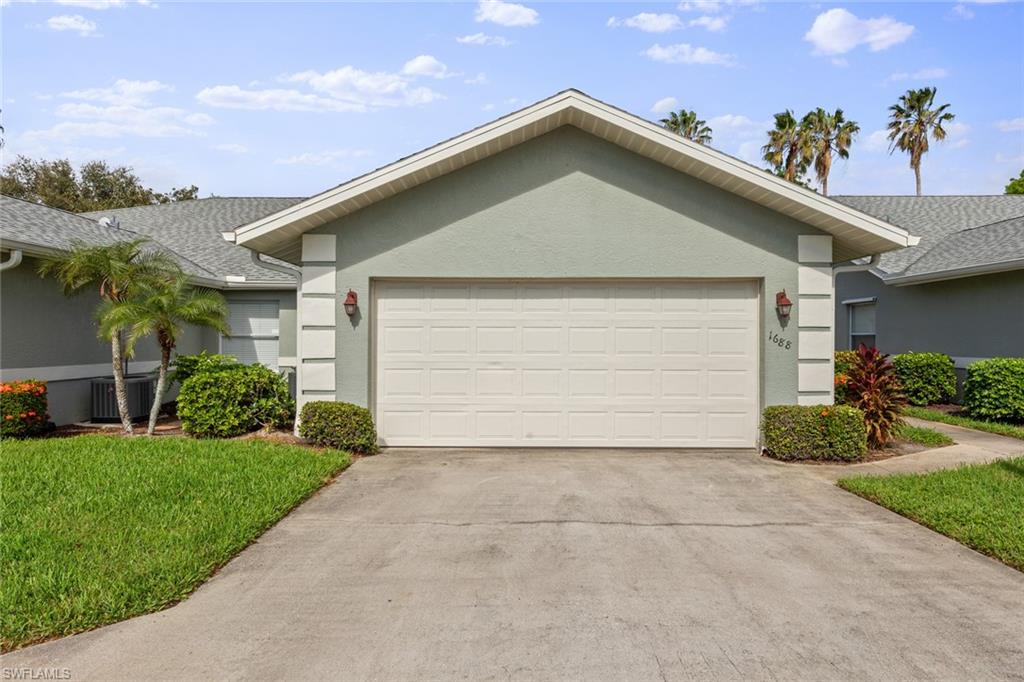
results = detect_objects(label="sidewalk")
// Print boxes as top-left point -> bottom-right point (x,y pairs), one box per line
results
810,416 -> 1024,480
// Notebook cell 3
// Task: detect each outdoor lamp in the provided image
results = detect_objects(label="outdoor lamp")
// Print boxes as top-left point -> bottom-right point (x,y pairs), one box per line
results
775,290 -> 793,319
343,289 -> 359,317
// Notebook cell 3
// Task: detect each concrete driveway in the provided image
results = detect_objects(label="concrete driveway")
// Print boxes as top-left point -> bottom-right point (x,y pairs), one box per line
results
4,449 -> 1023,680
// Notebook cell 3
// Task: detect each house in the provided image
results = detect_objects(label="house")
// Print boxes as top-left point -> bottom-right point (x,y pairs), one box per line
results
0,195 -> 299,424
228,89 -> 915,448
831,195 -> 1024,375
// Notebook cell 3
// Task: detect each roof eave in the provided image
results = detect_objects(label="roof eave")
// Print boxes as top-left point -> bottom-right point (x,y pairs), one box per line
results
886,258 -> 1024,286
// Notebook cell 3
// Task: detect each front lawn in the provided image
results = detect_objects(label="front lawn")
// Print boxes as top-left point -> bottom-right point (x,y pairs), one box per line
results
895,422 -> 953,448
903,406 -> 1024,441
840,457 -> 1024,572
0,435 -> 351,651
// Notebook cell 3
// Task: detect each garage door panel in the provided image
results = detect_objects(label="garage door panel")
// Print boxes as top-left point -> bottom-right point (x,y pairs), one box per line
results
375,281 -> 759,447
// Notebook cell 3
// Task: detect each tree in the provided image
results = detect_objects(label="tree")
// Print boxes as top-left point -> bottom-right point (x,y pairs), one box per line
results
801,108 -> 859,197
98,276 -> 229,436
0,156 -> 199,212
1005,170 -> 1024,195
762,110 -> 812,184
887,87 -> 955,196
38,239 -> 182,435
660,109 -> 713,145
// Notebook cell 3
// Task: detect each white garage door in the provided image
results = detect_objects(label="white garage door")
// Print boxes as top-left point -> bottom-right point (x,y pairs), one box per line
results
374,281 -> 759,448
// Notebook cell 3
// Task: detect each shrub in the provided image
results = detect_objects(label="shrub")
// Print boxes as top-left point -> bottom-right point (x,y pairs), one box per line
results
0,380 -> 51,438
847,345 -> 906,448
834,351 -> 858,405
169,351 -> 242,386
892,352 -> 957,406
762,405 -> 867,461
178,365 -> 294,438
964,358 -> 1024,423
299,401 -> 379,455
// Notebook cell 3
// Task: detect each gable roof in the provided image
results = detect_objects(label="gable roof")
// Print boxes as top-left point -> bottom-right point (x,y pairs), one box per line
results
0,194 -> 219,282
833,195 -> 1024,284
232,89 -> 917,264
84,197 -> 303,285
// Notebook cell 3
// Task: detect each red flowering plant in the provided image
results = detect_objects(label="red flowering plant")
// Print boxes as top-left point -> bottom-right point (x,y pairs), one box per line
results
0,380 -> 51,438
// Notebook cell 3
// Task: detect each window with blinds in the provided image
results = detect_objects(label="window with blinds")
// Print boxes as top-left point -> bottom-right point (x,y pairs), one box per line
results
849,302 -> 876,350
223,301 -> 280,369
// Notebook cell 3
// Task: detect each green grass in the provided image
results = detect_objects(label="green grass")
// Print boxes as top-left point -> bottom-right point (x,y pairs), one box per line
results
895,422 -> 954,448
840,457 -> 1024,572
0,435 -> 351,651
903,406 -> 1024,441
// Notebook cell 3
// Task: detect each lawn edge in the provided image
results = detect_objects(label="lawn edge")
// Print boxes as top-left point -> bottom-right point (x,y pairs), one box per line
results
903,406 -> 1024,441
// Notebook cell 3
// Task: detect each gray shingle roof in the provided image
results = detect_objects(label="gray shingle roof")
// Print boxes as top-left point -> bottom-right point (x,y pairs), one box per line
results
83,197 -> 304,283
833,195 -> 1024,279
0,194 -> 217,280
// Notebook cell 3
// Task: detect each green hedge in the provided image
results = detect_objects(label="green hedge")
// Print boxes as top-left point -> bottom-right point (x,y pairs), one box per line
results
834,351 -> 858,405
1,380 -> 50,438
964,358 -> 1024,423
178,365 -> 294,438
762,404 -> 867,462
169,351 -> 242,386
892,352 -> 956,406
299,401 -> 379,455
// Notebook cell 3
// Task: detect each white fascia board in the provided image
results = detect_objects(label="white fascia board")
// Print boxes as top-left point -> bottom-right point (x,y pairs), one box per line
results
887,258 -> 1024,286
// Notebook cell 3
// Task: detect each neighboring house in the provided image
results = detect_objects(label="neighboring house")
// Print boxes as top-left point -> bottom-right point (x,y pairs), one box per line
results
228,89 -> 915,449
0,195 -> 300,424
831,195 -> 1024,373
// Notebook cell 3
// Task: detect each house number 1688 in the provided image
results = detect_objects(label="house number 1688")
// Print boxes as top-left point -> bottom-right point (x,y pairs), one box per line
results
768,332 -> 792,350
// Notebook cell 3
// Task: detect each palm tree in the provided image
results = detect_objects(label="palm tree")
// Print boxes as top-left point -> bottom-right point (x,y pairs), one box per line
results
660,109 -> 713,145
38,238 -> 181,434
98,276 -> 229,435
762,110 -> 811,184
802,108 -> 860,196
887,87 -> 955,196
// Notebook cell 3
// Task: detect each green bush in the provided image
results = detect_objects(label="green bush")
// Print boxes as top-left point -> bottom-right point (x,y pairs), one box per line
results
834,351 -> 858,405
762,404 -> 867,462
299,401 -> 379,455
892,352 -> 956,406
169,351 -> 242,386
178,365 -> 294,438
964,358 -> 1024,423
1,380 -> 50,438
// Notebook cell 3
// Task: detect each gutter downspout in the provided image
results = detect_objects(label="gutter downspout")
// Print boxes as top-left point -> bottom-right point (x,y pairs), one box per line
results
833,253 -> 880,282
0,249 -> 23,272
250,250 -> 299,280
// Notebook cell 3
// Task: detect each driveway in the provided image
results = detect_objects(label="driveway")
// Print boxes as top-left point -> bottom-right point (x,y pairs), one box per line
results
4,449 -> 1023,680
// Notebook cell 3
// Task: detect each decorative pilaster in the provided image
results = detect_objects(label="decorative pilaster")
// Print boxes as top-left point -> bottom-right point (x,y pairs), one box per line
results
298,234 -> 337,413
797,235 -> 834,406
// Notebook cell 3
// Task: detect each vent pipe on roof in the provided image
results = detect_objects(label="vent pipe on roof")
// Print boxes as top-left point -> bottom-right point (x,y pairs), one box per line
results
97,216 -> 121,230
0,249 -> 23,272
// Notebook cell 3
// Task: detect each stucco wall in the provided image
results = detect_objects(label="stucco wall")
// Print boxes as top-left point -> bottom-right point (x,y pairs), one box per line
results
835,269 -> 1024,358
304,126 -> 827,410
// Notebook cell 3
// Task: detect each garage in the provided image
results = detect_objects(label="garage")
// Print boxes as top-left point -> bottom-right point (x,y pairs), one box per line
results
374,280 -> 759,447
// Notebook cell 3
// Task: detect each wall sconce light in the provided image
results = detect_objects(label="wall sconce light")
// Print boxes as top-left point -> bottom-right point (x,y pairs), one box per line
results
343,289 -> 359,317
775,290 -> 793,319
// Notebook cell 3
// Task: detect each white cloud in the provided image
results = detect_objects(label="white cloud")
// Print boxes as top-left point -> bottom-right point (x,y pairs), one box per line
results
644,43 -> 737,66
678,0 -> 759,13
213,143 -> 248,154
481,103 -> 496,111
401,55 -> 454,79
22,105 -> 212,143
456,32 -> 513,46
706,113 -> 763,134
804,8 -> 914,56
474,0 -> 538,27
651,96 -> 678,114
274,149 -> 371,166
951,4 -> 975,19
464,72 -> 488,85
46,14 -> 98,36
61,79 -> 171,105
198,62 -> 444,113
946,121 -> 971,148
864,129 -> 890,152
55,0 -> 125,8
689,15 -> 728,31
886,67 -> 948,82
996,117 -> 1024,132
607,13 -> 684,33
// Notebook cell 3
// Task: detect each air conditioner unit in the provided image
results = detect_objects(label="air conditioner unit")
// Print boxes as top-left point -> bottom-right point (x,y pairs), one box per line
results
90,375 -> 155,423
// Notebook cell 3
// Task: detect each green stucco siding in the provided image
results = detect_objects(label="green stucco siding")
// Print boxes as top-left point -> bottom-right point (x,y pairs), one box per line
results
309,126 -> 821,409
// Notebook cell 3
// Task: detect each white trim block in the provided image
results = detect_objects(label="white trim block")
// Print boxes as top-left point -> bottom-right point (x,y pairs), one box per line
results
301,265 -> 335,295
301,297 -> 336,327
798,297 -> 833,328
301,363 -> 335,392
798,330 -> 832,360
798,393 -> 832,406
798,235 -> 833,264
301,329 -> 335,359
798,362 -> 833,393
302,234 -> 337,262
798,265 -> 832,295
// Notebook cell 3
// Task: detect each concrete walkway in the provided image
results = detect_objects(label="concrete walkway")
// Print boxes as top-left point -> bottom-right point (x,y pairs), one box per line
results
805,416 -> 1024,480
3,448 -> 1022,680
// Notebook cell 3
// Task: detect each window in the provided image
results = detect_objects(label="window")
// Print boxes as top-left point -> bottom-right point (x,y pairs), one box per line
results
848,302 -> 876,350
222,300 -> 280,369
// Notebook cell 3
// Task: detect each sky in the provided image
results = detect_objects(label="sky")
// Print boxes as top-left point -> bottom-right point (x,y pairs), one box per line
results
2,0 -> 1022,199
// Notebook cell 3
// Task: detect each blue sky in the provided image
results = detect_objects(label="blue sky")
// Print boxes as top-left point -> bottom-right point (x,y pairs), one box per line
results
3,0 -> 1022,198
